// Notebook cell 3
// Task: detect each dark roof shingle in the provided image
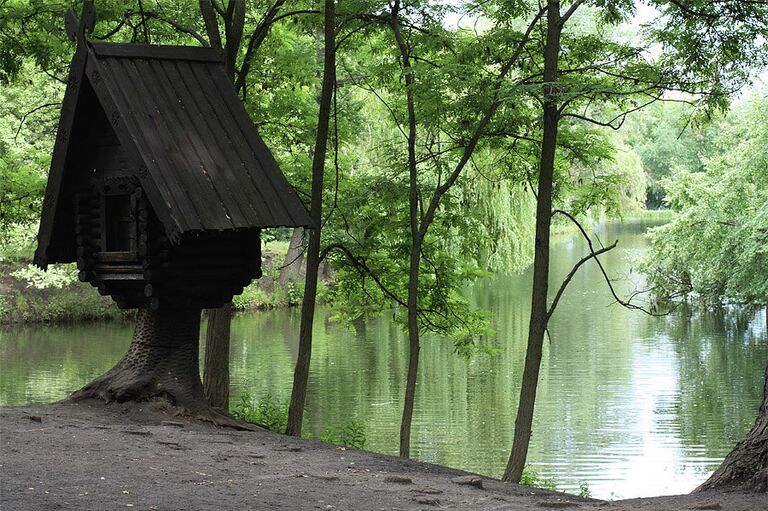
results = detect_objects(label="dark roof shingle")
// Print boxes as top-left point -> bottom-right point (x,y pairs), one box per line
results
35,42 -> 310,267
89,42 -> 311,235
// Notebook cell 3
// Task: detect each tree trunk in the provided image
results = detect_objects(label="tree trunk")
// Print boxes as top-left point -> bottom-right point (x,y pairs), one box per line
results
502,0 -> 562,483
204,302 -> 232,410
390,0 -> 422,459
285,0 -> 335,437
71,307 -> 243,428
400,235 -> 423,458
278,227 -> 307,287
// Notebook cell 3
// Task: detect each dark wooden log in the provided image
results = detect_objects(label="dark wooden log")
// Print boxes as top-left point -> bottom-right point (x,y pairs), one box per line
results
94,263 -> 143,274
142,259 -> 169,270
77,258 -> 94,270
95,252 -> 139,263
96,273 -> 144,281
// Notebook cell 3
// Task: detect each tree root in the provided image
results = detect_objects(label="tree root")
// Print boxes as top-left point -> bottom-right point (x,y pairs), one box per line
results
69,307 -> 260,431
70,377 -> 259,431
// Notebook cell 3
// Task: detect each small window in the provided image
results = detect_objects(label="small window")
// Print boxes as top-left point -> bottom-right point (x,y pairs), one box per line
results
104,194 -> 136,252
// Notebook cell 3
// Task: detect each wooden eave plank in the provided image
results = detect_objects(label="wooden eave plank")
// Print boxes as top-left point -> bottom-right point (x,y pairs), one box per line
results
91,43 -> 224,62
189,62 -> 285,225
158,59 -> 260,228
84,52 -> 183,239
100,57 -> 204,232
124,58 -> 231,231
206,65 -> 311,227
34,46 -> 88,268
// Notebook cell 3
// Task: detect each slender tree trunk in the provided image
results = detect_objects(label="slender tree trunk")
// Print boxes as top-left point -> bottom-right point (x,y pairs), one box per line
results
71,307 -> 243,427
390,0 -> 422,459
204,302 -> 232,409
503,0 -> 562,483
285,0 -> 335,436
400,236 -> 422,458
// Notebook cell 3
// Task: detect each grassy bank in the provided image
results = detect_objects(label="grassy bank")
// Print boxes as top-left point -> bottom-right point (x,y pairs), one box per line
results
0,240 -> 312,325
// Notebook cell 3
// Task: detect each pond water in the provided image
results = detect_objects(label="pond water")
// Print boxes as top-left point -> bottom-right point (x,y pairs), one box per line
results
1,219 -> 766,499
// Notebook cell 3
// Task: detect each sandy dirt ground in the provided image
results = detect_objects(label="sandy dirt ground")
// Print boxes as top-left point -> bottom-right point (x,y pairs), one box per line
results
0,401 -> 764,510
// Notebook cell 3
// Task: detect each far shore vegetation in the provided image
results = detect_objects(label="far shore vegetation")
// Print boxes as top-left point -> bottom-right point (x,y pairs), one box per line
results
2,210 -> 667,326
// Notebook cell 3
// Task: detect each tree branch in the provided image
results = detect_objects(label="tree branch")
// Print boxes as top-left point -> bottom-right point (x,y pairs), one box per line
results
418,4 -> 548,238
547,240 -> 618,319
15,103 -> 59,143
552,209 -> 669,316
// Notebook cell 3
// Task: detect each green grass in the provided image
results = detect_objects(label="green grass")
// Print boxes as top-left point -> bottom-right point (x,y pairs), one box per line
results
0,286 -> 126,324
520,466 -> 558,491
231,391 -> 366,449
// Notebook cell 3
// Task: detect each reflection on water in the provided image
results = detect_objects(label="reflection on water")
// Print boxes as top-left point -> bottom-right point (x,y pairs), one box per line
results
1,219 -> 765,499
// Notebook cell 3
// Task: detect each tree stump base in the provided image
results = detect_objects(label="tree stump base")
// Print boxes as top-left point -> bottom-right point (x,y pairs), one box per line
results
70,307 -> 252,430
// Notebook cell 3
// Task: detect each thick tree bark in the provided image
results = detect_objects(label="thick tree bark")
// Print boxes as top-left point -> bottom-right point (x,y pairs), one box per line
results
279,227 -> 307,286
71,307 -> 243,428
204,302 -> 232,410
502,0 -> 562,483
285,0 -> 335,437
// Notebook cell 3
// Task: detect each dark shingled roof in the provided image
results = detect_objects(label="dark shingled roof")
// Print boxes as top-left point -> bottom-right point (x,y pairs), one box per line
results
35,41 -> 310,267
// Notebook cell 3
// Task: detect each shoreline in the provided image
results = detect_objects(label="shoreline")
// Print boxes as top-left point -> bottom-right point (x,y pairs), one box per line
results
1,401 -> 763,511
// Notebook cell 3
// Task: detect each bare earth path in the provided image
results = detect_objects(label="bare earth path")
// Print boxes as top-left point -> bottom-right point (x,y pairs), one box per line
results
1,402 -> 764,510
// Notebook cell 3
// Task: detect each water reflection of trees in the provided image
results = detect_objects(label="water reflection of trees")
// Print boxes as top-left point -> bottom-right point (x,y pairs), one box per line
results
3,221 -> 766,493
0,322 -> 131,405
659,305 -> 767,462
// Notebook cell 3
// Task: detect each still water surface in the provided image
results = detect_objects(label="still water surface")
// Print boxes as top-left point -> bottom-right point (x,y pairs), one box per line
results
2,220 -> 766,499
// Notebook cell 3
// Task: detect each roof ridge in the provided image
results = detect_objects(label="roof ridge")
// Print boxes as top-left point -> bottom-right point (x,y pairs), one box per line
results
90,42 -> 224,63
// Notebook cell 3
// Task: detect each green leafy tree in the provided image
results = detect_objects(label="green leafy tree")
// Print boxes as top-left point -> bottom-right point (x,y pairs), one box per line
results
643,98 -> 768,306
623,101 -> 711,207
643,96 -> 768,491
499,0 -> 768,484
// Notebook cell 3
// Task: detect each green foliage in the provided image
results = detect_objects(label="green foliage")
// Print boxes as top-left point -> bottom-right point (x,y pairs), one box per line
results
320,419 -> 367,450
0,63 -> 59,236
232,391 -> 366,449
520,466 -> 557,491
232,283 -> 286,311
285,281 -> 303,306
11,263 -> 78,289
642,96 -> 768,306
0,282 -> 123,324
623,102 -> 713,207
232,391 -> 289,433
578,480 -> 592,499
0,223 -> 37,262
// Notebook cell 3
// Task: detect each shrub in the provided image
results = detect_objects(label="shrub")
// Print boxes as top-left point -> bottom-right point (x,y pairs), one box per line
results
231,391 -> 367,450
231,392 -> 289,433
520,466 -> 557,491
320,419 -> 367,449
11,263 -> 78,289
